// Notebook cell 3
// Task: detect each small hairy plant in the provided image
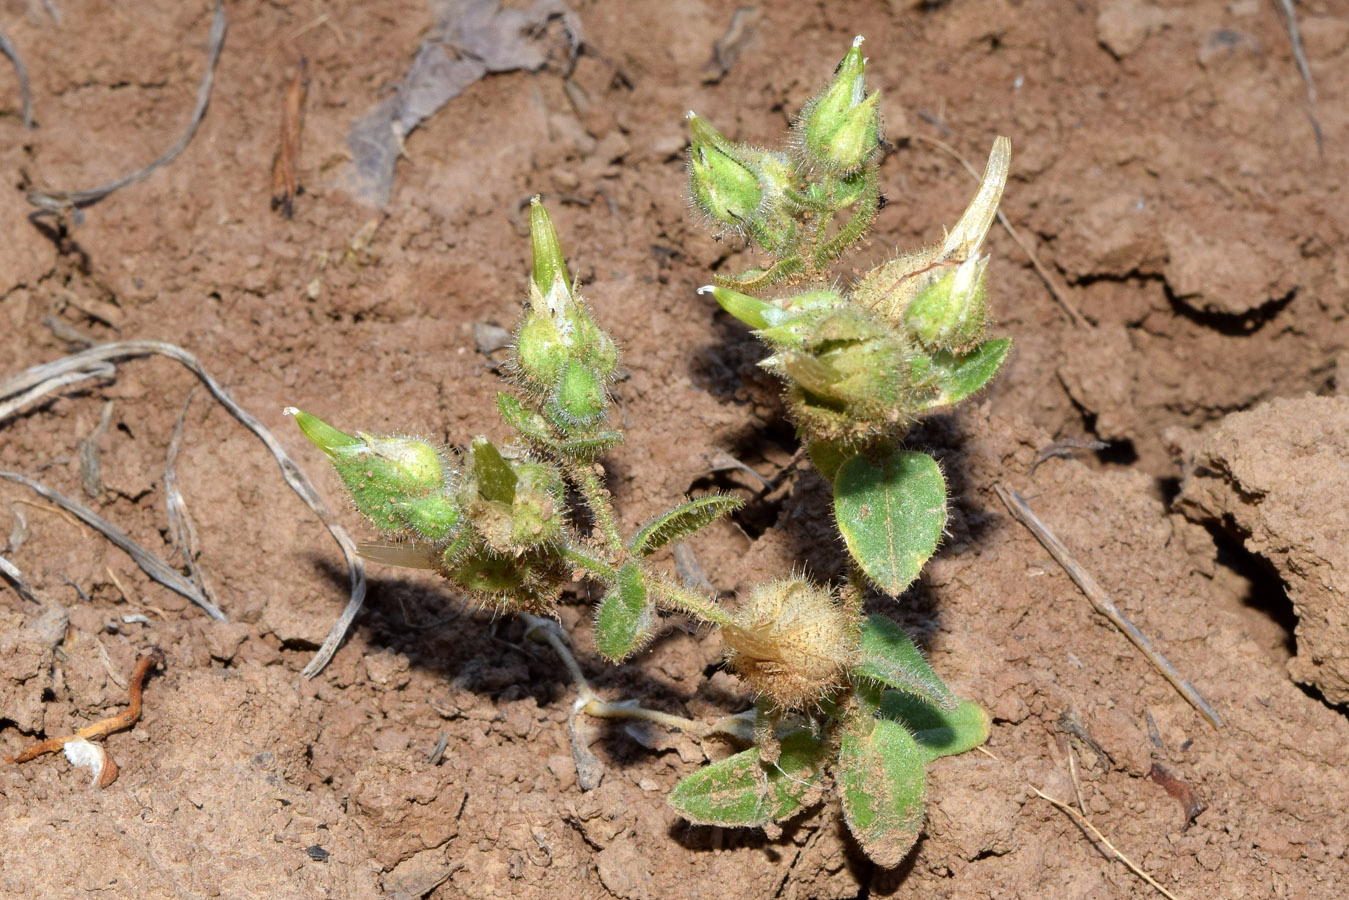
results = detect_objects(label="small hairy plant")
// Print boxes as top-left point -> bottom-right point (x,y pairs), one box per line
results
292,36 -> 1009,869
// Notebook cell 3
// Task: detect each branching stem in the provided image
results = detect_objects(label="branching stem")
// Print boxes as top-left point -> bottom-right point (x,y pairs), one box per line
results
566,460 -> 625,553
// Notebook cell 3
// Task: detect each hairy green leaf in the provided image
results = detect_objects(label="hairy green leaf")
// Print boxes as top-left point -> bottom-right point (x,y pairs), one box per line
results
806,439 -> 848,482
668,730 -> 828,827
919,337 -> 1011,410
838,718 -> 926,868
834,449 -> 946,595
594,562 -> 655,662
628,494 -> 743,557
878,692 -> 990,764
852,615 -> 956,710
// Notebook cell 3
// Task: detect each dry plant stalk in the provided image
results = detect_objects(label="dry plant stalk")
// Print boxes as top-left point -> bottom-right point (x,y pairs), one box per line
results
6,648 -> 165,788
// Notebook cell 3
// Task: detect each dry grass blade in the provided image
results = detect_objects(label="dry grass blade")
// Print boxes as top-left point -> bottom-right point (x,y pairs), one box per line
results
271,59 -> 309,218
994,483 -> 1223,728
0,471 -> 223,618
0,361 -> 115,424
26,0 -> 227,212
0,24 -> 34,129
0,340 -> 366,674
0,553 -> 42,604
1031,785 -> 1182,900
164,389 -> 218,610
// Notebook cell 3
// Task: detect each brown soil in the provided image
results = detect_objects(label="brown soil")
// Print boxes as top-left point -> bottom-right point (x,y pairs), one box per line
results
2,1 -> 1347,898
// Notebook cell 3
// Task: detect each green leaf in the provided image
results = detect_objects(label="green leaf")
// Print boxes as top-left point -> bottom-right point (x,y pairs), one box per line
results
834,449 -> 947,595
852,615 -> 956,710
838,718 -> 926,868
805,439 -> 850,482
668,730 -> 828,827
594,563 -> 655,662
919,337 -> 1011,410
878,692 -> 990,764
628,494 -> 743,557
471,437 -> 517,504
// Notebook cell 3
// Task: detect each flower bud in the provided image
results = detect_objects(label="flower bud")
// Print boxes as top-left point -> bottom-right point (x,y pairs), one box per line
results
722,579 -> 858,709
903,254 -> 989,353
512,201 -> 620,406
288,409 -> 461,540
688,113 -> 763,228
548,357 -> 608,427
796,37 -> 881,175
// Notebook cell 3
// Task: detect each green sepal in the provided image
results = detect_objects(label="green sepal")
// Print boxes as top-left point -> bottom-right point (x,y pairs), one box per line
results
529,196 -> 572,297
878,692 -> 990,764
548,358 -> 608,428
508,460 -> 565,548
915,337 -> 1012,411
471,438 -> 517,504
628,494 -> 744,557
834,449 -> 947,595
701,284 -> 776,330
593,562 -> 655,662
838,717 -> 926,868
668,729 -> 829,827
852,615 -> 956,710
556,430 -> 625,461
497,392 -> 554,444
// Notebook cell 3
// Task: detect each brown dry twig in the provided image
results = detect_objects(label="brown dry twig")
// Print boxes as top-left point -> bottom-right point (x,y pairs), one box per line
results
7,648 -> 165,788
994,484 -> 1223,728
271,59 -> 309,218
1031,785 -> 1182,900
912,134 -> 1089,329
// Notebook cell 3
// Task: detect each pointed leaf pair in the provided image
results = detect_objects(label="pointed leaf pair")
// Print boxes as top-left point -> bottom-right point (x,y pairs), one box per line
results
668,729 -> 828,827
628,494 -> 743,557
834,449 -> 947,595
852,615 -> 957,710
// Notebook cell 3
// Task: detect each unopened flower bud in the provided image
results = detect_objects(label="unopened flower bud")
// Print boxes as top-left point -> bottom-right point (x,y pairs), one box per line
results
529,196 -> 572,297
723,579 -> 858,709
688,113 -> 763,227
288,409 -> 461,540
903,254 -> 989,353
796,37 -> 881,174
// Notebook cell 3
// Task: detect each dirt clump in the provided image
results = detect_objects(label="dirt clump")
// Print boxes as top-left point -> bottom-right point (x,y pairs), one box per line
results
1178,395 -> 1349,705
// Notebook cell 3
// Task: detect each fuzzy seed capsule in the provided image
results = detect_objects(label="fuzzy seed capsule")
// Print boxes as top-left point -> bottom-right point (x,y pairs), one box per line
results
722,579 -> 858,709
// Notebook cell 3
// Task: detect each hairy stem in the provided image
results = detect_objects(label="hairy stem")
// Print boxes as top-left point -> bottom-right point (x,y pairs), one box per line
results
566,460 -> 625,553
649,574 -> 734,628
